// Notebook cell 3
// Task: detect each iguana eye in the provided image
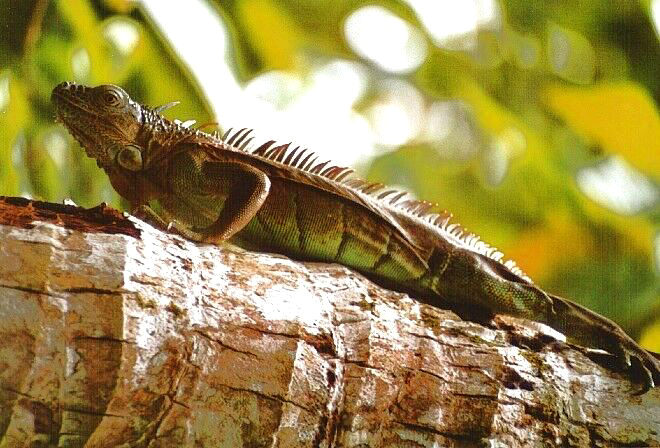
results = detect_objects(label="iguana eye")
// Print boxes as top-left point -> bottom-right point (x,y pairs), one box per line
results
97,86 -> 126,108
104,91 -> 120,105
116,145 -> 143,171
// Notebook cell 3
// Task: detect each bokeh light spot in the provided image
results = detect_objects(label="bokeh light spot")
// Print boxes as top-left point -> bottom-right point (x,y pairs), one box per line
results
344,6 -> 427,73
0,73 -> 9,113
577,157 -> 658,215
104,19 -> 140,55
366,79 -> 424,146
547,23 -> 595,84
406,0 -> 500,50
71,47 -> 91,82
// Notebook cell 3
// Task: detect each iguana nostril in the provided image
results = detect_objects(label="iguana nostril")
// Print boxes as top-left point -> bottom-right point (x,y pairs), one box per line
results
56,81 -> 71,91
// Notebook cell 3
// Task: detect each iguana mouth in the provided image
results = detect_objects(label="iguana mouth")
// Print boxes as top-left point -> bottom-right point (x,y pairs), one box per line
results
52,89 -> 95,149
52,82 -> 96,116
52,82 -> 97,133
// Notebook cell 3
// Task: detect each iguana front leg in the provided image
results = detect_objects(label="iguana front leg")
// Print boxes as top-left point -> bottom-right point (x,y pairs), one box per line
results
135,160 -> 270,243
196,161 -> 271,243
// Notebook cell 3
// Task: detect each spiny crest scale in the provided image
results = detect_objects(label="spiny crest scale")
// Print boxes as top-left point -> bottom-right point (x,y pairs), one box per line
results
219,128 -> 530,282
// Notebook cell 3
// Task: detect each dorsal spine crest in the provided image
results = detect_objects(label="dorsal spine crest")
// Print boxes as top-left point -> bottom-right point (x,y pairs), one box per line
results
212,127 -> 531,281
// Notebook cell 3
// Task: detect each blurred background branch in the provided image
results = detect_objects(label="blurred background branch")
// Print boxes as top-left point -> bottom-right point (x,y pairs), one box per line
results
0,0 -> 658,348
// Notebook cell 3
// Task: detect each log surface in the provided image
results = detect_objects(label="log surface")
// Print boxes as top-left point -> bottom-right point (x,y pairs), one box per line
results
0,197 -> 658,447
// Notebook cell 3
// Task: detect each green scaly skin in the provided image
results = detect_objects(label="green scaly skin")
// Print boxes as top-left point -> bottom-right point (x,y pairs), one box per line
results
51,82 -> 660,392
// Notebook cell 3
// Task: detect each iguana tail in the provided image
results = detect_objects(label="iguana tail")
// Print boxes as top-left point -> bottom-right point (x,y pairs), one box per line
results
429,246 -> 660,391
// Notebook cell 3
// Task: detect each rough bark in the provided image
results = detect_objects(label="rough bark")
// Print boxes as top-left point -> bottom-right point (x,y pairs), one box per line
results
0,196 -> 658,448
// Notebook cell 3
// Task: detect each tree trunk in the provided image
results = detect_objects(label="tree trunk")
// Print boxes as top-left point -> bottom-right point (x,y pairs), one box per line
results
0,196 -> 658,448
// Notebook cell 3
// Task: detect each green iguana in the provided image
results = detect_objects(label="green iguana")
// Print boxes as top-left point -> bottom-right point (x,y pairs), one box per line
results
52,81 -> 660,392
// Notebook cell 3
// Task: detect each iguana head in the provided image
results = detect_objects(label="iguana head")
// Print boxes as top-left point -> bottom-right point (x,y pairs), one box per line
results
52,81 -> 206,203
52,82 -> 151,170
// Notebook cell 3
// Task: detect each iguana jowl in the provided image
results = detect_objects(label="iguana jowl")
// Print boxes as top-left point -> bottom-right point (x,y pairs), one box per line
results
52,81 -> 660,391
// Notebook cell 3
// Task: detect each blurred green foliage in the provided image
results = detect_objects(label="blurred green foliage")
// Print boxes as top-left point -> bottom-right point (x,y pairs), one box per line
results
0,0 -> 658,347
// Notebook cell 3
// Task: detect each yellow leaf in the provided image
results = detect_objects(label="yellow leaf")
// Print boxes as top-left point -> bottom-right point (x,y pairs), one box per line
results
505,212 -> 592,280
0,73 -> 30,196
102,0 -> 135,13
237,0 -> 300,71
639,314 -> 660,352
544,82 -> 660,176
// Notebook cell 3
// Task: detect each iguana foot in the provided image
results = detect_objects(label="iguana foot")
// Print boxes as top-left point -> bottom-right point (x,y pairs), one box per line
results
579,330 -> 660,394
615,336 -> 660,394
132,205 -> 168,229
548,294 -> 659,393
132,205 -> 200,240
